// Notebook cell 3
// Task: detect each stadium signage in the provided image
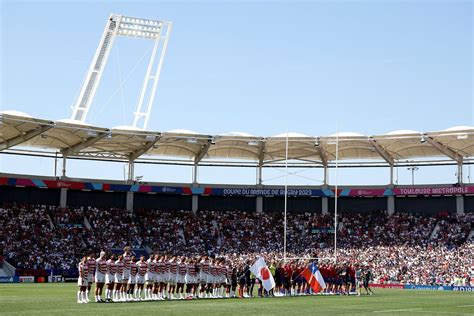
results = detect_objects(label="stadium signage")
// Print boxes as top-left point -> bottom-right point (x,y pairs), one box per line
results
3,176 -> 474,197
369,283 -> 404,289
453,286 -> 474,292
404,284 -> 453,291
0,276 -> 19,283
19,276 -> 35,283
393,186 -> 470,196
220,188 -> 319,197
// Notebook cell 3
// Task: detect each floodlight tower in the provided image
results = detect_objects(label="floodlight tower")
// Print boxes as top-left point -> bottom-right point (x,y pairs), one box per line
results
70,13 -> 172,129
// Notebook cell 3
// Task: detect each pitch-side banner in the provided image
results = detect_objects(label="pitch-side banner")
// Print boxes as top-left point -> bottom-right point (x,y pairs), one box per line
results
2,177 -> 474,197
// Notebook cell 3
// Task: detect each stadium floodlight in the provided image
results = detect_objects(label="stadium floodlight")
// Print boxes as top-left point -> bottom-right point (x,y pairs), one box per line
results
70,13 -> 172,130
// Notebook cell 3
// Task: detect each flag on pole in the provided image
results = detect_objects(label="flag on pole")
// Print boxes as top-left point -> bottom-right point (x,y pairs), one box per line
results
301,262 -> 326,293
250,257 -> 275,291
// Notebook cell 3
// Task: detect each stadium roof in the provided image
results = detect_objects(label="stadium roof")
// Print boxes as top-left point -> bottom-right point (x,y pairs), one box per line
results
1,111 -> 473,167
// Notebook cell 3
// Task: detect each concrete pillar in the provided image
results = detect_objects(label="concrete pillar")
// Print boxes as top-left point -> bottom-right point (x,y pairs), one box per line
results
256,196 -> 263,213
60,188 -> 67,208
61,155 -> 67,178
192,195 -> 198,213
257,165 -> 263,185
322,197 -> 328,215
323,165 -> 328,185
126,191 -> 134,211
389,165 -> 394,185
387,196 -> 395,215
456,195 -> 464,215
457,163 -> 463,184
192,164 -> 198,184
128,161 -> 135,181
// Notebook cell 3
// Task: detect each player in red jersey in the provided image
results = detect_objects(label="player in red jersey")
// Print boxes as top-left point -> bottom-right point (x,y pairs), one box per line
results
85,251 -> 96,303
77,256 -> 89,304
136,255 -> 148,300
94,251 -> 107,302
128,256 -> 138,301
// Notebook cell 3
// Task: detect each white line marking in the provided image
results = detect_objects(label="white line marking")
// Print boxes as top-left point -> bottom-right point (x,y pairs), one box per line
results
458,305 -> 474,307
373,308 -> 421,313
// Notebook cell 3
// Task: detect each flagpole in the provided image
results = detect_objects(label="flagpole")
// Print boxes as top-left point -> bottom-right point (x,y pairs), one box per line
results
283,129 -> 289,261
334,122 -> 339,264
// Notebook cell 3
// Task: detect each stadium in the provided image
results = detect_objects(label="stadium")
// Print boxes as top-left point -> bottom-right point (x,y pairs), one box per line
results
1,2 -> 473,315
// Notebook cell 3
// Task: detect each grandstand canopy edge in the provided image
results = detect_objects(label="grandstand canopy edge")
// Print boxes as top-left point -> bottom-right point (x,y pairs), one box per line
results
1,112 -> 473,184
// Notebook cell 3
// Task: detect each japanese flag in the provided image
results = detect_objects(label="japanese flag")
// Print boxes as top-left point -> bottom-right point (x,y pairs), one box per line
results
250,257 -> 275,291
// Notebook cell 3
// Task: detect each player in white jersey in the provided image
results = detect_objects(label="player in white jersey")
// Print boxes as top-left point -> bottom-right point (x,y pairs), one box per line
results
114,255 -> 125,301
145,253 -> 156,300
169,256 -> 178,299
199,256 -> 211,298
94,251 -> 107,303
152,254 -> 161,300
127,256 -> 138,301
105,254 -> 116,302
85,251 -> 96,303
176,257 -> 187,299
136,255 -> 148,300
122,246 -> 132,300
185,258 -> 198,298
77,256 -> 89,304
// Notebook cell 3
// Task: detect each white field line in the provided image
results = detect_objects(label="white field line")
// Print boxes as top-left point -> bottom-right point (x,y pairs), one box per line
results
373,308 -> 421,313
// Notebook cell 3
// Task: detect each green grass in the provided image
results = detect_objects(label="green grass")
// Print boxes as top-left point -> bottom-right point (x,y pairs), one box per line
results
0,284 -> 473,315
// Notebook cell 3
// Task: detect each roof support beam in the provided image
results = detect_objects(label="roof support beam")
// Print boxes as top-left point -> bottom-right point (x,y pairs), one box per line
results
0,124 -> 53,151
369,137 -> 394,165
194,139 -> 212,164
62,132 -> 108,156
128,135 -> 161,161
425,135 -> 463,163
315,138 -> 328,166
257,139 -> 267,167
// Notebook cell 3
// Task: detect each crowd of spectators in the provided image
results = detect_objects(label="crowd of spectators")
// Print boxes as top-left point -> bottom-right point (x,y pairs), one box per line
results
0,204 -> 472,286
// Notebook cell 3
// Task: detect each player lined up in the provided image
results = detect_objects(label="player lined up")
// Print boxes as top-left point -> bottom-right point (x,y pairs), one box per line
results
77,247 -> 372,303
78,247 -> 240,303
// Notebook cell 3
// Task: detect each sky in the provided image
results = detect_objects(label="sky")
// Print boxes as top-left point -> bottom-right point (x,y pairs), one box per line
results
0,0 -> 473,186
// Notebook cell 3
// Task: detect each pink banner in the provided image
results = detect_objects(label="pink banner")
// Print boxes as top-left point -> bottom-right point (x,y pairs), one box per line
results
393,186 -> 474,196
347,189 -> 387,197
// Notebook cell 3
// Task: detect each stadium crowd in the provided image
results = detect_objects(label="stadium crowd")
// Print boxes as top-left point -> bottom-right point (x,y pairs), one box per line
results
0,204 -> 472,287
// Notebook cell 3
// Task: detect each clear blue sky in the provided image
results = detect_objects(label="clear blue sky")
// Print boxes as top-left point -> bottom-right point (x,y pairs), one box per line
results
0,0 -> 473,186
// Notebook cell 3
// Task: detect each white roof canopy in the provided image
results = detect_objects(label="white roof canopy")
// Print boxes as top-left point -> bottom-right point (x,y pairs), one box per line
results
1,112 -> 473,166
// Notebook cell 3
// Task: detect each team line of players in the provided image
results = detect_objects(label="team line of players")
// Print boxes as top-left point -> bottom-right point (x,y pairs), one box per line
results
77,247 -> 374,304
78,247 -> 245,303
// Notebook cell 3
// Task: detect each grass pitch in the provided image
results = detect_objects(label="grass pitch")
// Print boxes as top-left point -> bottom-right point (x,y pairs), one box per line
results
0,283 -> 473,315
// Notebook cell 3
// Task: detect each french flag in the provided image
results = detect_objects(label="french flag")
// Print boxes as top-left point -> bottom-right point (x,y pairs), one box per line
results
301,262 -> 326,293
